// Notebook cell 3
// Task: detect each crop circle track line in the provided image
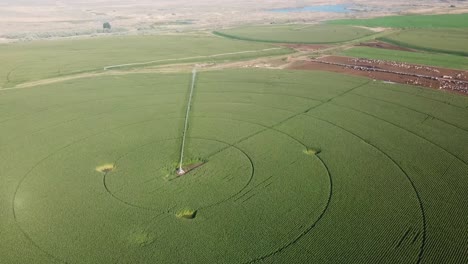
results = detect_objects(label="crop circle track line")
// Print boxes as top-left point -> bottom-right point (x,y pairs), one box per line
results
11,116 -> 189,263
197,90 -> 323,102
2,102 -> 181,147
190,116 -> 311,149
2,95 -> 308,146
103,136 -> 255,212
0,90 -> 187,124
305,114 -> 427,263
351,92 -> 468,133
189,136 -> 256,211
102,137 -> 182,211
194,101 -> 298,114
382,82 -> 468,111
98,115 -> 332,263
245,154 -> 332,263
188,117 -> 334,262
330,102 -> 468,166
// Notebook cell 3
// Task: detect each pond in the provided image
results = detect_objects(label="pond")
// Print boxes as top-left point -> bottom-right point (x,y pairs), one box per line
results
270,4 -> 352,13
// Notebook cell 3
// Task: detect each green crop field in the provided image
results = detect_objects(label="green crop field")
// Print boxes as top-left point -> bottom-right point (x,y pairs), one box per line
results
1,66 -> 467,263
328,13 -> 468,28
340,46 -> 468,70
0,35 -> 291,88
378,29 -> 468,56
213,24 -> 374,44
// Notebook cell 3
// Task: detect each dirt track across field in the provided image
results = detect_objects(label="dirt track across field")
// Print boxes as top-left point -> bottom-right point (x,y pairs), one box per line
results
289,56 -> 468,95
280,44 -> 329,52
357,41 -> 415,52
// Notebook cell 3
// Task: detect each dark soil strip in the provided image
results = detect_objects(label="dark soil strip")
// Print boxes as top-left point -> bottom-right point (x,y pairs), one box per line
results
357,41 -> 416,52
396,228 -> 411,248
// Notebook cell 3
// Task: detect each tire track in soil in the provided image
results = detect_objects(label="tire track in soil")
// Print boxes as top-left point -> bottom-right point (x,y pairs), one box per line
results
4,65 -> 21,87
188,136 -> 255,211
185,115 -> 334,263
10,116 -> 189,264
302,114 -> 427,263
1,102 -> 181,148
0,88 -> 187,124
226,124 -> 314,203
244,154 -> 332,264
170,116 -> 328,212
198,90 -> 323,102
103,136 -> 254,212
350,92 -> 468,133
99,104 -> 310,211
103,137 -> 182,211
0,87 -> 324,141
7,78 -> 383,263
197,101 -> 302,114
185,114 -> 333,262
195,81 -> 368,205
214,80 -> 371,155
382,87 -> 468,111
113,212 -> 174,264
329,102 -> 468,166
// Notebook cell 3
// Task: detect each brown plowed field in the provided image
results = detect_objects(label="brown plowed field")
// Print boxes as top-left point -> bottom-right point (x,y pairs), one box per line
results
289,56 -> 468,95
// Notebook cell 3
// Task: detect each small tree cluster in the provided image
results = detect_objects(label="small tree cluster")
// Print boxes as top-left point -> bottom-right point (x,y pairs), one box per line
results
103,22 -> 112,31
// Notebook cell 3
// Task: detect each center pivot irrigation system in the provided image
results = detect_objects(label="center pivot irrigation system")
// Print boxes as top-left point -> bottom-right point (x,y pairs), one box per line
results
177,67 -> 197,175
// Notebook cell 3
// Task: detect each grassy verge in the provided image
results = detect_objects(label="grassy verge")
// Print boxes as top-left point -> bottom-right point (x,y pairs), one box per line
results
327,13 -> 468,28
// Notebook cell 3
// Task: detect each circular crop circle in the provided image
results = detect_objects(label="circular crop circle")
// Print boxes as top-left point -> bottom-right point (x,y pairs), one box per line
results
104,138 -> 254,211
13,125 -> 331,264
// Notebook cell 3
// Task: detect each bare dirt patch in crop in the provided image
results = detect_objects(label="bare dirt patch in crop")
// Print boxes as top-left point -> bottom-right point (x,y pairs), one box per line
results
304,148 -> 321,155
96,164 -> 115,173
289,56 -> 468,95
176,209 -> 197,219
176,162 -> 206,176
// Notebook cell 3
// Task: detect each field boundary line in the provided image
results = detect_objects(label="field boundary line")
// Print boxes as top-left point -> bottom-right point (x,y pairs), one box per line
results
103,48 -> 282,70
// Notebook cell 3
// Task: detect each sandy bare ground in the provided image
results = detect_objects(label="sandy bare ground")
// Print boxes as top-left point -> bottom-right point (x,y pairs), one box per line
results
103,48 -> 283,70
1,0 -> 467,41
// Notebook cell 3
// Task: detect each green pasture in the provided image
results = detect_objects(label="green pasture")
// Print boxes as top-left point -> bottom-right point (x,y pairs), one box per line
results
0,35 -> 290,88
378,28 -> 468,56
341,46 -> 468,69
1,68 -> 467,263
213,24 -> 374,44
328,13 -> 468,28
